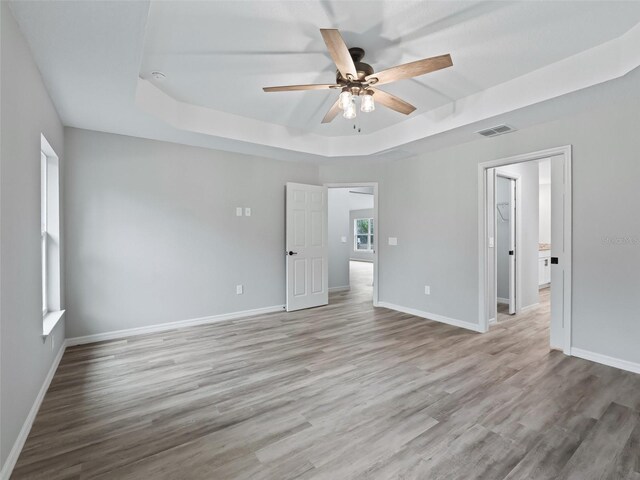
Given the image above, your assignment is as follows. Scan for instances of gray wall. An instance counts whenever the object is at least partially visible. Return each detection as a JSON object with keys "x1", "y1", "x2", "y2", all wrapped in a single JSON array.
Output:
[
  {"x1": 320, "y1": 92, "x2": 640, "y2": 365},
  {"x1": 350, "y1": 208, "x2": 375, "y2": 262},
  {"x1": 539, "y1": 184, "x2": 551, "y2": 244},
  {"x1": 0, "y1": 2, "x2": 66, "y2": 468},
  {"x1": 64, "y1": 128, "x2": 318, "y2": 338},
  {"x1": 497, "y1": 161, "x2": 540, "y2": 309},
  {"x1": 328, "y1": 189, "x2": 350, "y2": 289}
]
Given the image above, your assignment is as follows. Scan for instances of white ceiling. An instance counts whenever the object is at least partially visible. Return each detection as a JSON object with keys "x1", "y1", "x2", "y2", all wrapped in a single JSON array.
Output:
[
  {"x1": 141, "y1": 1, "x2": 640, "y2": 137},
  {"x1": 8, "y1": 0, "x2": 640, "y2": 161}
]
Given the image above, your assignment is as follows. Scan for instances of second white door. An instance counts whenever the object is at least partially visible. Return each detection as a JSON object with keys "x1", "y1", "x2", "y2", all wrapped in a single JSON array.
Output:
[{"x1": 285, "y1": 182, "x2": 328, "y2": 311}]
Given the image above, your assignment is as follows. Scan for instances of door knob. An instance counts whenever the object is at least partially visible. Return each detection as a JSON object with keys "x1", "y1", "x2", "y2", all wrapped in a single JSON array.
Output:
[{"x1": 288, "y1": 251, "x2": 298, "y2": 256}]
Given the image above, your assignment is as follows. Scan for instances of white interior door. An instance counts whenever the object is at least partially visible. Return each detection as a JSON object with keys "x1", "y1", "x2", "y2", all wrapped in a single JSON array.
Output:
[
  {"x1": 286, "y1": 182, "x2": 328, "y2": 311},
  {"x1": 508, "y1": 178, "x2": 517, "y2": 314},
  {"x1": 550, "y1": 155, "x2": 568, "y2": 350}
]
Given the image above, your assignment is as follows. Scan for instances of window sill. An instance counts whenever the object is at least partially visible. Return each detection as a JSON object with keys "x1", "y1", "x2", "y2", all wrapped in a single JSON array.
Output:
[{"x1": 42, "y1": 310, "x2": 65, "y2": 337}]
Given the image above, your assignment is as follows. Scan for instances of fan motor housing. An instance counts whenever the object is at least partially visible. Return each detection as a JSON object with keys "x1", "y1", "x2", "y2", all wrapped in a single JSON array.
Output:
[{"x1": 336, "y1": 47, "x2": 375, "y2": 84}]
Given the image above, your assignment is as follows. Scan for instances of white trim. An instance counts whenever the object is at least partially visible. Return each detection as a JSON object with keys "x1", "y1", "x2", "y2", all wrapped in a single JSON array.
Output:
[
  {"x1": 66, "y1": 305, "x2": 285, "y2": 346},
  {"x1": 329, "y1": 286, "x2": 350, "y2": 292},
  {"x1": 571, "y1": 348, "x2": 640, "y2": 375},
  {"x1": 0, "y1": 341, "x2": 67, "y2": 480},
  {"x1": 377, "y1": 302, "x2": 484, "y2": 333},
  {"x1": 324, "y1": 182, "x2": 379, "y2": 307},
  {"x1": 42, "y1": 309, "x2": 65, "y2": 337},
  {"x1": 478, "y1": 145, "x2": 572, "y2": 353},
  {"x1": 497, "y1": 297, "x2": 510, "y2": 305},
  {"x1": 520, "y1": 302, "x2": 540, "y2": 313}
]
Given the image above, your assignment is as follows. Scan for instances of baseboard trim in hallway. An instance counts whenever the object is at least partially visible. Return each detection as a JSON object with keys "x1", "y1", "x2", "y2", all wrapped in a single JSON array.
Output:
[
  {"x1": 0, "y1": 340, "x2": 68, "y2": 480},
  {"x1": 571, "y1": 347, "x2": 640, "y2": 375},
  {"x1": 328, "y1": 285, "x2": 350, "y2": 292},
  {"x1": 377, "y1": 301, "x2": 485, "y2": 333},
  {"x1": 66, "y1": 304, "x2": 286, "y2": 346}
]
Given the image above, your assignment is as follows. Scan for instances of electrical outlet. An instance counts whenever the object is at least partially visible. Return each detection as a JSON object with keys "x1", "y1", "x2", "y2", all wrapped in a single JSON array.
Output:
[
  {"x1": 236, "y1": 284, "x2": 243, "y2": 295},
  {"x1": 245, "y1": 207, "x2": 251, "y2": 217},
  {"x1": 236, "y1": 207, "x2": 243, "y2": 217},
  {"x1": 341, "y1": 236, "x2": 347, "y2": 243},
  {"x1": 424, "y1": 285, "x2": 431, "y2": 295}
]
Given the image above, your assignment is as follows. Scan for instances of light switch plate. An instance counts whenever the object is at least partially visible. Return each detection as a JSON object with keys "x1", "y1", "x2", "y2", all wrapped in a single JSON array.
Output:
[
  {"x1": 388, "y1": 237, "x2": 398, "y2": 246},
  {"x1": 424, "y1": 285, "x2": 431, "y2": 295},
  {"x1": 245, "y1": 207, "x2": 251, "y2": 217},
  {"x1": 236, "y1": 207, "x2": 243, "y2": 216},
  {"x1": 236, "y1": 284, "x2": 243, "y2": 295},
  {"x1": 341, "y1": 236, "x2": 347, "y2": 243}
]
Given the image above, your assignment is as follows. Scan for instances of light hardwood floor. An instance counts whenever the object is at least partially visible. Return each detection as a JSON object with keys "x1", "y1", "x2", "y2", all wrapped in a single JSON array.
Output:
[{"x1": 12, "y1": 262, "x2": 640, "y2": 479}]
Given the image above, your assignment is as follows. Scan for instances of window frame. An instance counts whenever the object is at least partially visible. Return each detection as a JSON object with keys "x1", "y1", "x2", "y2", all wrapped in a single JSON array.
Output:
[
  {"x1": 353, "y1": 217, "x2": 374, "y2": 252},
  {"x1": 40, "y1": 134, "x2": 65, "y2": 336},
  {"x1": 41, "y1": 150, "x2": 48, "y2": 317}
]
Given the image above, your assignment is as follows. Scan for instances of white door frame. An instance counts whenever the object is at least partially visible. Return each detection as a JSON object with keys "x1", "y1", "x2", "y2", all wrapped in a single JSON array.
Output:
[
  {"x1": 478, "y1": 145, "x2": 572, "y2": 354},
  {"x1": 324, "y1": 182, "x2": 379, "y2": 306},
  {"x1": 494, "y1": 171, "x2": 522, "y2": 316}
]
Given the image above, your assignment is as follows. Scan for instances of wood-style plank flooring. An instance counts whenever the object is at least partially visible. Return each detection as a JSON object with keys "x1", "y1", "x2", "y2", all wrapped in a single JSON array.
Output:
[{"x1": 13, "y1": 262, "x2": 640, "y2": 479}]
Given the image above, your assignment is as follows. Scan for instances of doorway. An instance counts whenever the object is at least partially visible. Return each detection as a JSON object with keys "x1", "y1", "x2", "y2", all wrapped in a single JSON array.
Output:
[
  {"x1": 325, "y1": 182, "x2": 379, "y2": 306},
  {"x1": 479, "y1": 146, "x2": 572, "y2": 353}
]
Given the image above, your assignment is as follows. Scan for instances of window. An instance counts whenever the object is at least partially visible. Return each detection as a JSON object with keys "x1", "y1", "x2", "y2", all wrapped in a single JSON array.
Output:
[
  {"x1": 41, "y1": 151, "x2": 48, "y2": 316},
  {"x1": 354, "y1": 218, "x2": 374, "y2": 252},
  {"x1": 41, "y1": 134, "x2": 64, "y2": 335}
]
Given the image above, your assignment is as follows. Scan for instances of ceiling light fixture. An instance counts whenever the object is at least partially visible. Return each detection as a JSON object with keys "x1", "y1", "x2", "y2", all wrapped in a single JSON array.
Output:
[
  {"x1": 361, "y1": 90, "x2": 375, "y2": 113},
  {"x1": 263, "y1": 28, "x2": 453, "y2": 124},
  {"x1": 343, "y1": 98, "x2": 357, "y2": 119},
  {"x1": 338, "y1": 88, "x2": 352, "y2": 110}
]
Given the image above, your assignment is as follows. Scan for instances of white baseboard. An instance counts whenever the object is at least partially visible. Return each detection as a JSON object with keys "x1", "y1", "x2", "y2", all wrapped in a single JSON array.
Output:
[
  {"x1": 329, "y1": 285, "x2": 350, "y2": 292},
  {"x1": 497, "y1": 297, "x2": 510, "y2": 305},
  {"x1": 571, "y1": 347, "x2": 640, "y2": 375},
  {"x1": 66, "y1": 305, "x2": 285, "y2": 347},
  {"x1": 1, "y1": 340, "x2": 68, "y2": 480},
  {"x1": 488, "y1": 317, "x2": 497, "y2": 325},
  {"x1": 519, "y1": 302, "x2": 539, "y2": 313},
  {"x1": 377, "y1": 302, "x2": 484, "y2": 333}
]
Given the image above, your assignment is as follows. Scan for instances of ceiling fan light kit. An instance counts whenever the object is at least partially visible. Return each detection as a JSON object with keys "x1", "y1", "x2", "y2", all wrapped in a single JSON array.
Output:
[
  {"x1": 343, "y1": 98, "x2": 357, "y2": 119},
  {"x1": 263, "y1": 28, "x2": 453, "y2": 124},
  {"x1": 361, "y1": 90, "x2": 375, "y2": 113}
]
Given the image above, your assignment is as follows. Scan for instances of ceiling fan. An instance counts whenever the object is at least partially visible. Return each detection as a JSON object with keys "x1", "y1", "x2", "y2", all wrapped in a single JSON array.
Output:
[{"x1": 263, "y1": 28, "x2": 453, "y2": 124}]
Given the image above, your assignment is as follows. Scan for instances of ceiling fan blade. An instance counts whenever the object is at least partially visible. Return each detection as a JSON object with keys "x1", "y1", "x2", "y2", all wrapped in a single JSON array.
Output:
[
  {"x1": 320, "y1": 29, "x2": 358, "y2": 80},
  {"x1": 263, "y1": 84, "x2": 337, "y2": 92},
  {"x1": 371, "y1": 88, "x2": 416, "y2": 115},
  {"x1": 321, "y1": 99, "x2": 341, "y2": 124},
  {"x1": 366, "y1": 54, "x2": 453, "y2": 86}
]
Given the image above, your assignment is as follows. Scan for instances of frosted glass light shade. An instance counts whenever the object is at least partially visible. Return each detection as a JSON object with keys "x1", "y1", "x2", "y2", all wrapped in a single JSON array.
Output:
[
  {"x1": 361, "y1": 93, "x2": 375, "y2": 113},
  {"x1": 343, "y1": 98, "x2": 357, "y2": 119},
  {"x1": 338, "y1": 91, "x2": 352, "y2": 110}
]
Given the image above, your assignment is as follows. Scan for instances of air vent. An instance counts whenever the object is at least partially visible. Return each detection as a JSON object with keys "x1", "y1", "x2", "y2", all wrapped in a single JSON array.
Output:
[{"x1": 476, "y1": 124, "x2": 517, "y2": 138}]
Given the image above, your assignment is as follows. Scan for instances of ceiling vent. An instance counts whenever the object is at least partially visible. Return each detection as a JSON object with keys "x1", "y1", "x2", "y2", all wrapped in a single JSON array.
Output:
[{"x1": 476, "y1": 124, "x2": 517, "y2": 138}]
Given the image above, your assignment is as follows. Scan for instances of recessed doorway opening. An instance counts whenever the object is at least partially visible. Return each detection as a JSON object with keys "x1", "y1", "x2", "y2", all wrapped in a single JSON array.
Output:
[
  {"x1": 479, "y1": 146, "x2": 572, "y2": 354},
  {"x1": 326, "y1": 182, "x2": 379, "y2": 306}
]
